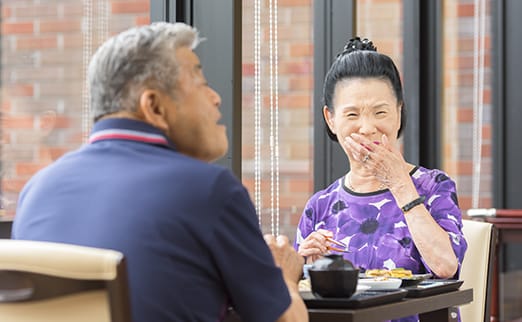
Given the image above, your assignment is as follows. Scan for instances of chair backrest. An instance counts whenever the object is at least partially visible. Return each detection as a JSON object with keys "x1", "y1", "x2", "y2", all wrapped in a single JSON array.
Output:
[
  {"x1": 0, "y1": 239, "x2": 132, "y2": 322},
  {"x1": 460, "y1": 219, "x2": 496, "y2": 322}
]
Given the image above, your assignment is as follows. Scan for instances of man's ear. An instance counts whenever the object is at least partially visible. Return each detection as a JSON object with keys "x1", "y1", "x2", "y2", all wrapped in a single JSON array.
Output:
[
  {"x1": 138, "y1": 90, "x2": 169, "y2": 131},
  {"x1": 323, "y1": 105, "x2": 336, "y2": 134}
]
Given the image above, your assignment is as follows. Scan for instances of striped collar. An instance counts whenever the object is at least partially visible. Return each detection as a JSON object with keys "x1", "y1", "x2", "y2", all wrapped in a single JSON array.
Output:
[{"x1": 89, "y1": 118, "x2": 172, "y2": 148}]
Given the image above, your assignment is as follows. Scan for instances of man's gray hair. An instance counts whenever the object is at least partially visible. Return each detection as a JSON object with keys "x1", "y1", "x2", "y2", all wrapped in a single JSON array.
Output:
[{"x1": 87, "y1": 22, "x2": 201, "y2": 121}]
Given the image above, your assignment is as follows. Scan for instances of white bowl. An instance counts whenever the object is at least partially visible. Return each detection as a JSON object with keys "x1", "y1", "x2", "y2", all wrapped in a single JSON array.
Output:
[
  {"x1": 358, "y1": 278, "x2": 402, "y2": 290},
  {"x1": 299, "y1": 279, "x2": 371, "y2": 294},
  {"x1": 355, "y1": 284, "x2": 371, "y2": 293}
]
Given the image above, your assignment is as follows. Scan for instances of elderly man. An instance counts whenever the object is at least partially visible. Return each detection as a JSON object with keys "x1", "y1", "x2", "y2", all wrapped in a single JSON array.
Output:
[{"x1": 13, "y1": 22, "x2": 307, "y2": 322}]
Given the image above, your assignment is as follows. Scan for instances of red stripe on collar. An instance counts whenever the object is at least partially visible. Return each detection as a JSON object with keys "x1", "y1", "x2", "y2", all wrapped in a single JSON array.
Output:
[{"x1": 89, "y1": 129, "x2": 169, "y2": 146}]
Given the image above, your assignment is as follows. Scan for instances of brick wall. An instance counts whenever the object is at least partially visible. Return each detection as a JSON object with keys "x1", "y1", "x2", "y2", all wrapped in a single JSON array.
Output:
[
  {"x1": 241, "y1": 0, "x2": 313, "y2": 238},
  {"x1": 241, "y1": 0, "x2": 493, "y2": 241},
  {"x1": 0, "y1": 0, "x2": 150, "y2": 217},
  {"x1": 1, "y1": 0, "x2": 493, "y2": 234},
  {"x1": 356, "y1": 1, "x2": 493, "y2": 212},
  {"x1": 443, "y1": 0, "x2": 492, "y2": 210}
]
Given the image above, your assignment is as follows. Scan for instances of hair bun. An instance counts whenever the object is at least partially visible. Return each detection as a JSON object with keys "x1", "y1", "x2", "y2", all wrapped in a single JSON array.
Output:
[{"x1": 338, "y1": 37, "x2": 377, "y2": 57}]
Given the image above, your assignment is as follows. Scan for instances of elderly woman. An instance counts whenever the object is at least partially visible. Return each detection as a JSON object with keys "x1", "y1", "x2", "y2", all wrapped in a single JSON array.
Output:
[{"x1": 295, "y1": 37, "x2": 467, "y2": 316}]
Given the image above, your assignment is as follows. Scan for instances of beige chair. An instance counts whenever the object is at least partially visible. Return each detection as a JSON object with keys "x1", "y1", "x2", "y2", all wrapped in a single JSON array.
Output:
[
  {"x1": 0, "y1": 239, "x2": 131, "y2": 322},
  {"x1": 460, "y1": 219, "x2": 497, "y2": 322}
]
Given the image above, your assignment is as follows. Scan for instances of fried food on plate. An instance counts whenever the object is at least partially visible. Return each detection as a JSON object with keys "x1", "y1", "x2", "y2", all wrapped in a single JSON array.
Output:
[{"x1": 365, "y1": 268, "x2": 413, "y2": 279}]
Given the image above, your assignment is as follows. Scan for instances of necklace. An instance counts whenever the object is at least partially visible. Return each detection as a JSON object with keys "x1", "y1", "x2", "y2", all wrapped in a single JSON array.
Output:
[{"x1": 347, "y1": 172, "x2": 386, "y2": 192}]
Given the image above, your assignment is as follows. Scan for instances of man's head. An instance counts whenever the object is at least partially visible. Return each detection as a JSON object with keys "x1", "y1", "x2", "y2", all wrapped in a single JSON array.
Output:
[{"x1": 87, "y1": 22, "x2": 227, "y2": 162}]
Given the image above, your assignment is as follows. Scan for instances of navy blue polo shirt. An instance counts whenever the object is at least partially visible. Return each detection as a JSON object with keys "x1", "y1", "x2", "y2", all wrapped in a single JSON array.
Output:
[{"x1": 13, "y1": 118, "x2": 291, "y2": 322}]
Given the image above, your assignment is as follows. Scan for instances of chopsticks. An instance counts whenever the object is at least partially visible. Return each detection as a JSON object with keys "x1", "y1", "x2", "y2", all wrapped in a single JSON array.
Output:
[
  {"x1": 326, "y1": 236, "x2": 346, "y2": 248},
  {"x1": 325, "y1": 236, "x2": 351, "y2": 253}
]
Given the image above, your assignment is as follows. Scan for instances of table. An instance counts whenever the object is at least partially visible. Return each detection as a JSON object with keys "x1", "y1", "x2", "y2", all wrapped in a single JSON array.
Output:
[
  {"x1": 224, "y1": 288, "x2": 473, "y2": 322},
  {"x1": 307, "y1": 288, "x2": 472, "y2": 322}
]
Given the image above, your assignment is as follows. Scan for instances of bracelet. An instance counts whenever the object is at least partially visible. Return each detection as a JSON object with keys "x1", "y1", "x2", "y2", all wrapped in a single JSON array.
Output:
[{"x1": 401, "y1": 195, "x2": 426, "y2": 213}]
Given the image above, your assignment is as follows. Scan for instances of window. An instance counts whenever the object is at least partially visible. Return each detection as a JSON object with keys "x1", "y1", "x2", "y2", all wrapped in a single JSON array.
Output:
[
  {"x1": 241, "y1": 0, "x2": 314, "y2": 237},
  {"x1": 441, "y1": 0, "x2": 492, "y2": 209},
  {"x1": 0, "y1": 0, "x2": 151, "y2": 219}
]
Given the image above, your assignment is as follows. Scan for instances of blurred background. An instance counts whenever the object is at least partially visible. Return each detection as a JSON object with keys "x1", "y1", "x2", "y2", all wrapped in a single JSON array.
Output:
[
  {"x1": 2, "y1": 1, "x2": 521, "y2": 320},
  {"x1": 0, "y1": 0, "x2": 494, "y2": 240}
]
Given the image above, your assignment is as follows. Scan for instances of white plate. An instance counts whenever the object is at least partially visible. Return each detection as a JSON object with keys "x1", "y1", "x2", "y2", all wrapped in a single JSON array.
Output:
[
  {"x1": 358, "y1": 278, "x2": 402, "y2": 290},
  {"x1": 298, "y1": 279, "x2": 371, "y2": 294},
  {"x1": 355, "y1": 284, "x2": 371, "y2": 293}
]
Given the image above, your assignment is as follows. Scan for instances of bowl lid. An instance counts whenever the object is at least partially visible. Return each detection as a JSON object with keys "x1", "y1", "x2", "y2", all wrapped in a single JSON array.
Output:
[{"x1": 311, "y1": 254, "x2": 356, "y2": 271}]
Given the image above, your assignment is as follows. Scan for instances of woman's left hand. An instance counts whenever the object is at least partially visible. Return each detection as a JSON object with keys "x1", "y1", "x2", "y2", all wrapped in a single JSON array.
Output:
[{"x1": 344, "y1": 133, "x2": 411, "y2": 192}]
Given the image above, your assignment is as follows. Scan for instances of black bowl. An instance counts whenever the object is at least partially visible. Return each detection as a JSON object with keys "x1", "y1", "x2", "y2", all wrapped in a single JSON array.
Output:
[
  {"x1": 308, "y1": 268, "x2": 360, "y2": 298},
  {"x1": 399, "y1": 273, "x2": 433, "y2": 287}
]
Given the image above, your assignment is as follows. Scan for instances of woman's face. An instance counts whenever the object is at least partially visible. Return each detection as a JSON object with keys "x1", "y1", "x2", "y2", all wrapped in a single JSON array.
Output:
[{"x1": 324, "y1": 77, "x2": 402, "y2": 156}]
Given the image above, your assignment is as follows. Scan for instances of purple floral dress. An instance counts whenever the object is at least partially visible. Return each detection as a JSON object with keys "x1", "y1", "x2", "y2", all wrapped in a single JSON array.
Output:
[{"x1": 295, "y1": 166, "x2": 467, "y2": 322}]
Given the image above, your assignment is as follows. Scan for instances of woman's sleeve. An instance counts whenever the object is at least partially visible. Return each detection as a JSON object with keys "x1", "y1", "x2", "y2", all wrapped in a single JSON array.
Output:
[
  {"x1": 424, "y1": 171, "x2": 468, "y2": 277},
  {"x1": 294, "y1": 198, "x2": 317, "y2": 251}
]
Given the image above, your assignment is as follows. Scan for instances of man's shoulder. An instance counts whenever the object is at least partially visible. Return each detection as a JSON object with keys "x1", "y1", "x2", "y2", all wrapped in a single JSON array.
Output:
[{"x1": 173, "y1": 155, "x2": 236, "y2": 181}]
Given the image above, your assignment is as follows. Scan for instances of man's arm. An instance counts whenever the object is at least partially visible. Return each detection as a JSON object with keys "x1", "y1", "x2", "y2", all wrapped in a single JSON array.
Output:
[{"x1": 264, "y1": 235, "x2": 309, "y2": 322}]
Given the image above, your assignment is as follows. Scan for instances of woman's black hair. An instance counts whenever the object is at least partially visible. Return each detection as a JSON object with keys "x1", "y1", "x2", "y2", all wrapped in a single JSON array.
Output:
[{"x1": 322, "y1": 37, "x2": 406, "y2": 141}]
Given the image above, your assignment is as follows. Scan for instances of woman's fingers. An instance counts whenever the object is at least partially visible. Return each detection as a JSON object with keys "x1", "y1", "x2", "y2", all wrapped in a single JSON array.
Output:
[
  {"x1": 316, "y1": 229, "x2": 333, "y2": 238},
  {"x1": 344, "y1": 135, "x2": 376, "y2": 164},
  {"x1": 381, "y1": 133, "x2": 389, "y2": 148},
  {"x1": 298, "y1": 246, "x2": 323, "y2": 257},
  {"x1": 346, "y1": 141, "x2": 369, "y2": 163},
  {"x1": 298, "y1": 230, "x2": 331, "y2": 256}
]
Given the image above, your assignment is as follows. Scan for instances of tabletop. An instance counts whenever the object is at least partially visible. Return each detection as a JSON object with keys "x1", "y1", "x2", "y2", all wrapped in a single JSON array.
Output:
[
  {"x1": 307, "y1": 288, "x2": 473, "y2": 322},
  {"x1": 223, "y1": 288, "x2": 473, "y2": 322}
]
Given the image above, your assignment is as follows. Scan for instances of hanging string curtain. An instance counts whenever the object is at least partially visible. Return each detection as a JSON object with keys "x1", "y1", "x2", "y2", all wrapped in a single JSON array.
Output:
[
  {"x1": 82, "y1": 0, "x2": 109, "y2": 142},
  {"x1": 254, "y1": 0, "x2": 280, "y2": 236},
  {"x1": 471, "y1": 0, "x2": 486, "y2": 209}
]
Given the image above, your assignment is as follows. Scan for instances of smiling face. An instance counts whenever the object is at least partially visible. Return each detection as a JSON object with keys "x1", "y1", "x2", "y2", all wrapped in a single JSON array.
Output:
[
  {"x1": 163, "y1": 47, "x2": 227, "y2": 162},
  {"x1": 323, "y1": 77, "x2": 402, "y2": 156}
]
